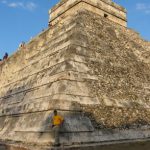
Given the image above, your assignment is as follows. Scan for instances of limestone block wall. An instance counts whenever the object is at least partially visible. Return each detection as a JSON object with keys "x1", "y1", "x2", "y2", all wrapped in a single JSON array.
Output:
[
  {"x1": 70, "y1": 10, "x2": 150, "y2": 128},
  {"x1": 0, "y1": 13, "x2": 97, "y2": 144},
  {"x1": 76, "y1": 11, "x2": 150, "y2": 108},
  {"x1": 0, "y1": 3, "x2": 150, "y2": 146}
]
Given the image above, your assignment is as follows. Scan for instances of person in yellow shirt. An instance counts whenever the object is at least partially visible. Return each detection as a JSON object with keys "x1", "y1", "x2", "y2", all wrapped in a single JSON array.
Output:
[{"x1": 52, "y1": 110, "x2": 64, "y2": 146}]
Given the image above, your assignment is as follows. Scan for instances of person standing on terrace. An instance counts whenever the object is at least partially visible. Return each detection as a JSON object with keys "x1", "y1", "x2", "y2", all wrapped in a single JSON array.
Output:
[{"x1": 51, "y1": 110, "x2": 64, "y2": 147}]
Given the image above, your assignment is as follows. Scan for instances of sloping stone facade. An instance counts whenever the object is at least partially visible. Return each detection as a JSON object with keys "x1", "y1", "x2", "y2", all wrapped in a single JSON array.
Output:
[{"x1": 0, "y1": 0, "x2": 150, "y2": 149}]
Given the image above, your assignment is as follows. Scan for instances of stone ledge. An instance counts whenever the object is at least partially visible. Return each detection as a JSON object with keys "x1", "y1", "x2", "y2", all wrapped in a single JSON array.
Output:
[
  {"x1": 51, "y1": 0, "x2": 126, "y2": 13},
  {"x1": 1, "y1": 129, "x2": 150, "y2": 149}
]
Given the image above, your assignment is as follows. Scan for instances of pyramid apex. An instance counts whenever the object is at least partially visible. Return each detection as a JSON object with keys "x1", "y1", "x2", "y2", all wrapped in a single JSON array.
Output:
[{"x1": 49, "y1": 0, "x2": 127, "y2": 27}]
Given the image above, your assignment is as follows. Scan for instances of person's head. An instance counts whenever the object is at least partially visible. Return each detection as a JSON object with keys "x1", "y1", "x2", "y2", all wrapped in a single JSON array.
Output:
[
  {"x1": 54, "y1": 110, "x2": 57, "y2": 116},
  {"x1": 0, "y1": 59, "x2": 2, "y2": 61},
  {"x1": 5, "y1": 52, "x2": 8, "y2": 56}
]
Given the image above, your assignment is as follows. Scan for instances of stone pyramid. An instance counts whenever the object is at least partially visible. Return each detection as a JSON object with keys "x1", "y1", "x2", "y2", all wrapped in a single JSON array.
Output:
[{"x1": 0, "y1": 0, "x2": 150, "y2": 149}]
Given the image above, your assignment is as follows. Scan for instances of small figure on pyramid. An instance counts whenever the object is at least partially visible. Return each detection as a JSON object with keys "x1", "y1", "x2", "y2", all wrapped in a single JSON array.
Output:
[
  {"x1": 3, "y1": 52, "x2": 8, "y2": 60},
  {"x1": 0, "y1": 59, "x2": 2, "y2": 65},
  {"x1": 19, "y1": 41, "x2": 26, "y2": 49}
]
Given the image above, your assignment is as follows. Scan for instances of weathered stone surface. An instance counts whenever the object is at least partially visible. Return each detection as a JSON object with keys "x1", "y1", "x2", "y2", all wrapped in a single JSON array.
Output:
[
  {"x1": 0, "y1": 0, "x2": 150, "y2": 149},
  {"x1": 81, "y1": 104, "x2": 150, "y2": 129},
  {"x1": 50, "y1": 0, "x2": 127, "y2": 26}
]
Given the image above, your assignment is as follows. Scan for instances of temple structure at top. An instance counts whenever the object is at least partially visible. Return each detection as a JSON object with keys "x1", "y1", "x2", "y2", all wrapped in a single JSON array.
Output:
[{"x1": 49, "y1": 0, "x2": 127, "y2": 27}]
